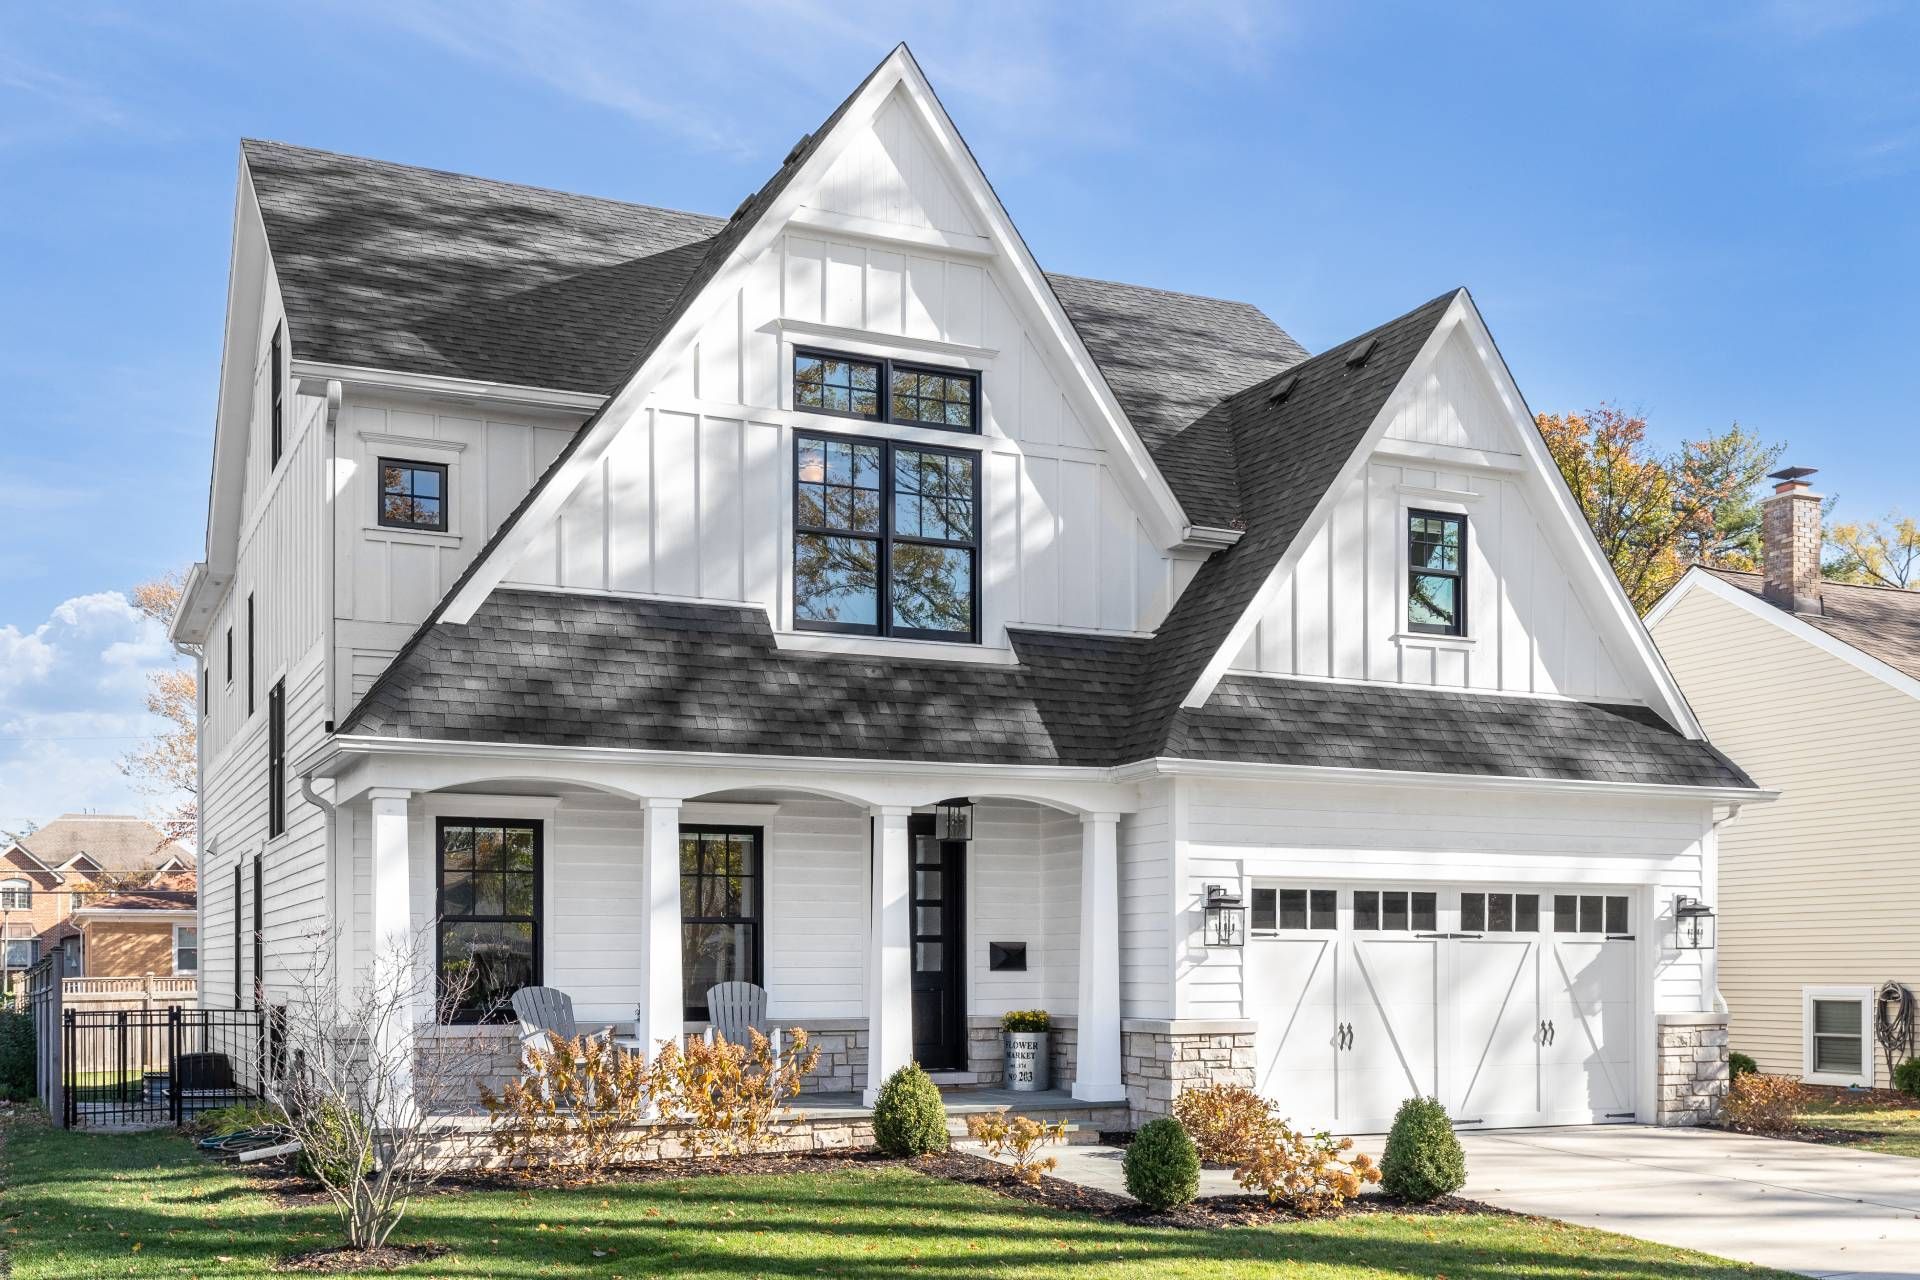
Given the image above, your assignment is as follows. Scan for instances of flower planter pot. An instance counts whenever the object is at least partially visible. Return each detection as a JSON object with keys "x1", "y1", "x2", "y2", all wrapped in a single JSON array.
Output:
[{"x1": 1003, "y1": 1030, "x2": 1050, "y2": 1092}]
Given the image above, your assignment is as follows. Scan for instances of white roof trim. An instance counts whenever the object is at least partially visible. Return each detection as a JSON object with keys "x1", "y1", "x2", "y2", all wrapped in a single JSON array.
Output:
[
  {"x1": 1647, "y1": 567, "x2": 1920, "y2": 705},
  {"x1": 1113, "y1": 756, "x2": 1773, "y2": 804},
  {"x1": 72, "y1": 907, "x2": 197, "y2": 924},
  {"x1": 291, "y1": 360, "x2": 607, "y2": 414}
]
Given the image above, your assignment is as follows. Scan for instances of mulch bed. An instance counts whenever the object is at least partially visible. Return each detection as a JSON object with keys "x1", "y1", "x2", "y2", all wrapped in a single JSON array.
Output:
[
  {"x1": 240, "y1": 1144, "x2": 1498, "y2": 1230},
  {"x1": 276, "y1": 1243, "x2": 449, "y2": 1272}
]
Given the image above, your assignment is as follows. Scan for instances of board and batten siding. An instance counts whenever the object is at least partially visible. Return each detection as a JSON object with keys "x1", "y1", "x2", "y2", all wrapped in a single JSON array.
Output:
[
  {"x1": 1176, "y1": 776, "x2": 1717, "y2": 1020},
  {"x1": 1230, "y1": 327, "x2": 1636, "y2": 701},
  {"x1": 1652, "y1": 584, "x2": 1920, "y2": 1086}
]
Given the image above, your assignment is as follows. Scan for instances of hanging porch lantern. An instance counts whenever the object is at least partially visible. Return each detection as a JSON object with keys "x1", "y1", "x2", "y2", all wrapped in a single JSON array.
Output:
[
  {"x1": 933, "y1": 798, "x2": 974, "y2": 842},
  {"x1": 1203, "y1": 884, "x2": 1246, "y2": 948},
  {"x1": 1674, "y1": 896, "x2": 1716, "y2": 950}
]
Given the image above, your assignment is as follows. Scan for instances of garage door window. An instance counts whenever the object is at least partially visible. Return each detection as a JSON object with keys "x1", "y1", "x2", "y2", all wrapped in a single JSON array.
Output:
[
  {"x1": 1252, "y1": 887, "x2": 1336, "y2": 932},
  {"x1": 1553, "y1": 894, "x2": 1629, "y2": 934},
  {"x1": 1461, "y1": 892, "x2": 1539, "y2": 933},
  {"x1": 1352, "y1": 889, "x2": 1436, "y2": 932}
]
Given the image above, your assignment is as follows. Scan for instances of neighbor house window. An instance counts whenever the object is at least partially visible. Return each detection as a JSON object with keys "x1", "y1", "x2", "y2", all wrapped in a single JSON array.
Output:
[
  {"x1": 266, "y1": 679, "x2": 286, "y2": 838},
  {"x1": 2, "y1": 931, "x2": 37, "y2": 969},
  {"x1": 793, "y1": 433, "x2": 978, "y2": 640},
  {"x1": 437, "y1": 819, "x2": 540, "y2": 1023},
  {"x1": 1804, "y1": 988, "x2": 1871, "y2": 1085},
  {"x1": 69, "y1": 890, "x2": 83, "y2": 911},
  {"x1": 1408, "y1": 510, "x2": 1466, "y2": 635},
  {"x1": 680, "y1": 825, "x2": 762, "y2": 1021},
  {"x1": 377, "y1": 458, "x2": 449, "y2": 531},
  {"x1": 793, "y1": 350, "x2": 978, "y2": 433},
  {"x1": 1352, "y1": 889, "x2": 1438, "y2": 932},
  {"x1": 1461, "y1": 892, "x2": 1540, "y2": 933},
  {"x1": 174, "y1": 925, "x2": 198, "y2": 974},
  {"x1": 269, "y1": 325, "x2": 284, "y2": 467},
  {"x1": 0, "y1": 879, "x2": 29, "y2": 910},
  {"x1": 1251, "y1": 887, "x2": 1336, "y2": 932}
]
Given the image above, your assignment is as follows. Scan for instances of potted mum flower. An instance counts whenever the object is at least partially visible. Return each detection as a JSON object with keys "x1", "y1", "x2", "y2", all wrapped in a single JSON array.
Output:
[{"x1": 1002, "y1": 1010, "x2": 1052, "y2": 1092}]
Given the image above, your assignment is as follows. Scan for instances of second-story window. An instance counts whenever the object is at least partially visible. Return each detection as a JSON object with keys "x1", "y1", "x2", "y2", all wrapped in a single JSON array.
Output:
[
  {"x1": 0, "y1": 879, "x2": 29, "y2": 910},
  {"x1": 794, "y1": 433, "x2": 978, "y2": 641},
  {"x1": 793, "y1": 349, "x2": 978, "y2": 433},
  {"x1": 269, "y1": 325, "x2": 284, "y2": 468},
  {"x1": 266, "y1": 679, "x2": 286, "y2": 839},
  {"x1": 378, "y1": 459, "x2": 449, "y2": 531},
  {"x1": 1407, "y1": 510, "x2": 1467, "y2": 636}
]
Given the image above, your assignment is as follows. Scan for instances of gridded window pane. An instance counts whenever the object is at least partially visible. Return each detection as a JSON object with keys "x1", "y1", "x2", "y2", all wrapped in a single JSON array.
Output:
[
  {"x1": 794, "y1": 353, "x2": 882, "y2": 417},
  {"x1": 1310, "y1": 889, "x2": 1337, "y2": 930},
  {"x1": 1382, "y1": 891, "x2": 1409, "y2": 931},
  {"x1": 681, "y1": 828, "x2": 761, "y2": 1018},
  {"x1": 1462, "y1": 893, "x2": 1486, "y2": 932},
  {"x1": 889, "y1": 366, "x2": 977, "y2": 431},
  {"x1": 1251, "y1": 888, "x2": 1277, "y2": 932},
  {"x1": 1812, "y1": 1000, "x2": 1864, "y2": 1074},
  {"x1": 1604, "y1": 896, "x2": 1629, "y2": 935},
  {"x1": 1278, "y1": 889, "x2": 1308, "y2": 931},
  {"x1": 1580, "y1": 895, "x2": 1603, "y2": 933},
  {"x1": 892, "y1": 450, "x2": 976, "y2": 541},
  {"x1": 1517, "y1": 894, "x2": 1540, "y2": 932},
  {"x1": 796, "y1": 438, "x2": 882, "y2": 532},
  {"x1": 1554, "y1": 895, "x2": 1578, "y2": 932},
  {"x1": 1353, "y1": 891, "x2": 1380, "y2": 931},
  {"x1": 1409, "y1": 514, "x2": 1461, "y2": 571},
  {"x1": 1407, "y1": 511, "x2": 1466, "y2": 635},
  {"x1": 1411, "y1": 892, "x2": 1437, "y2": 932},
  {"x1": 378, "y1": 459, "x2": 450, "y2": 531}
]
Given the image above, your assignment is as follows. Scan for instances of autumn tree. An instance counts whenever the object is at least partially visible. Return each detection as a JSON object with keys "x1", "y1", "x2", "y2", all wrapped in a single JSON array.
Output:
[
  {"x1": 120, "y1": 569, "x2": 198, "y2": 846},
  {"x1": 1826, "y1": 512, "x2": 1920, "y2": 589},
  {"x1": 1537, "y1": 407, "x2": 1782, "y2": 612}
]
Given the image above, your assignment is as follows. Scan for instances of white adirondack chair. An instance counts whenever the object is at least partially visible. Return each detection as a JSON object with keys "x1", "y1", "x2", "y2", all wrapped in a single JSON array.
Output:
[{"x1": 705, "y1": 981, "x2": 781, "y2": 1057}]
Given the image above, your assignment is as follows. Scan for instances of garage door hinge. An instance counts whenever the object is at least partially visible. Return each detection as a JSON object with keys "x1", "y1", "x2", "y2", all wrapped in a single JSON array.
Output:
[
  {"x1": 1605, "y1": 1112, "x2": 1636, "y2": 1119},
  {"x1": 1452, "y1": 1118, "x2": 1484, "y2": 1125}
]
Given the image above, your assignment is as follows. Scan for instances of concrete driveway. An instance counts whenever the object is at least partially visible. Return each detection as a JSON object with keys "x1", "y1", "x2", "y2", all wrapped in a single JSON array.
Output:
[{"x1": 1441, "y1": 1126, "x2": 1920, "y2": 1280}]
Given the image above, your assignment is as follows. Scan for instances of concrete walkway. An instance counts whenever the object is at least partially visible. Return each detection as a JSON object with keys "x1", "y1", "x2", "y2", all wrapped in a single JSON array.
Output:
[{"x1": 969, "y1": 1125, "x2": 1920, "y2": 1279}]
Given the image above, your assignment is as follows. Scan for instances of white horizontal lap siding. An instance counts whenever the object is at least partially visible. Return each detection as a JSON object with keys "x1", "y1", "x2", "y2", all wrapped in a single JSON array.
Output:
[
  {"x1": 1183, "y1": 851, "x2": 1245, "y2": 1020},
  {"x1": 486, "y1": 213, "x2": 1180, "y2": 637},
  {"x1": 1184, "y1": 778, "x2": 1714, "y2": 1016},
  {"x1": 1118, "y1": 784, "x2": 1174, "y2": 1019},
  {"x1": 968, "y1": 800, "x2": 1077, "y2": 1017},
  {"x1": 763, "y1": 799, "x2": 868, "y2": 1021},
  {"x1": 1040, "y1": 808, "x2": 1081, "y2": 1016},
  {"x1": 1653, "y1": 587, "x2": 1920, "y2": 1085}
]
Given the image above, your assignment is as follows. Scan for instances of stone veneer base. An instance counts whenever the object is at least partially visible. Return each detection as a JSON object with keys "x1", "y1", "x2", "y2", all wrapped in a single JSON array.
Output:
[
  {"x1": 1655, "y1": 1011, "x2": 1728, "y2": 1127},
  {"x1": 1120, "y1": 1018, "x2": 1257, "y2": 1118}
]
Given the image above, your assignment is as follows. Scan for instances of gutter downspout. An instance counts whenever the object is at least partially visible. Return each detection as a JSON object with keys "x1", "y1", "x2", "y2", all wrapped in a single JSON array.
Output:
[
  {"x1": 312, "y1": 379, "x2": 346, "y2": 1005},
  {"x1": 1706, "y1": 800, "x2": 1746, "y2": 1017}
]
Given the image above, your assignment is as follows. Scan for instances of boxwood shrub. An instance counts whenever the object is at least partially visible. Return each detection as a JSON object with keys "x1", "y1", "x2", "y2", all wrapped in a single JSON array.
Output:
[
  {"x1": 871, "y1": 1063, "x2": 948, "y2": 1156},
  {"x1": 1380, "y1": 1096, "x2": 1466, "y2": 1203},
  {"x1": 1123, "y1": 1117, "x2": 1200, "y2": 1210}
]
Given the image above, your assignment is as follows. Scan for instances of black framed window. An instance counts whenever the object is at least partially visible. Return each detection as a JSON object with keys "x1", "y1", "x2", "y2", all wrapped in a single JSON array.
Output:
[
  {"x1": 269, "y1": 325, "x2": 284, "y2": 468},
  {"x1": 252, "y1": 855, "x2": 264, "y2": 1005},
  {"x1": 1553, "y1": 894, "x2": 1631, "y2": 935},
  {"x1": 794, "y1": 348, "x2": 978, "y2": 434},
  {"x1": 266, "y1": 680, "x2": 286, "y2": 838},
  {"x1": 1461, "y1": 892, "x2": 1540, "y2": 933},
  {"x1": 1352, "y1": 889, "x2": 1438, "y2": 932},
  {"x1": 246, "y1": 594, "x2": 256, "y2": 716},
  {"x1": 437, "y1": 819, "x2": 541, "y2": 1023},
  {"x1": 377, "y1": 458, "x2": 449, "y2": 531},
  {"x1": 225, "y1": 626, "x2": 234, "y2": 686},
  {"x1": 680, "y1": 825, "x2": 762, "y2": 1020},
  {"x1": 231, "y1": 862, "x2": 242, "y2": 1010},
  {"x1": 1251, "y1": 887, "x2": 1336, "y2": 932},
  {"x1": 794, "y1": 432, "x2": 978, "y2": 640},
  {"x1": 1408, "y1": 510, "x2": 1466, "y2": 635}
]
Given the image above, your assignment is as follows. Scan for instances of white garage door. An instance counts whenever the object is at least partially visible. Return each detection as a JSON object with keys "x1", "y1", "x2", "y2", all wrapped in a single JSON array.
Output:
[{"x1": 1249, "y1": 884, "x2": 1637, "y2": 1134}]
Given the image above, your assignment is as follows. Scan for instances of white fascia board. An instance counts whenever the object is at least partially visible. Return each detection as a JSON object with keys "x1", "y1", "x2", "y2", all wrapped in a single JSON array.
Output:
[
  {"x1": 1113, "y1": 756, "x2": 1776, "y2": 806},
  {"x1": 1449, "y1": 295, "x2": 1705, "y2": 739},
  {"x1": 73, "y1": 908, "x2": 197, "y2": 925},
  {"x1": 1179, "y1": 291, "x2": 1467, "y2": 709},
  {"x1": 886, "y1": 56, "x2": 1192, "y2": 550},
  {"x1": 201, "y1": 161, "x2": 272, "y2": 588},
  {"x1": 1650, "y1": 567, "x2": 1920, "y2": 705},
  {"x1": 294, "y1": 361, "x2": 606, "y2": 415},
  {"x1": 1, "y1": 842, "x2": 63, "y2": 881}
]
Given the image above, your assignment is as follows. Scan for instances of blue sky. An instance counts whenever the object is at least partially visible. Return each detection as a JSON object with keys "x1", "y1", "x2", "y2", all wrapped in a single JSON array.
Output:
[{"x1": 0, "y1": 1, "x2": 1916, "y2": 830}]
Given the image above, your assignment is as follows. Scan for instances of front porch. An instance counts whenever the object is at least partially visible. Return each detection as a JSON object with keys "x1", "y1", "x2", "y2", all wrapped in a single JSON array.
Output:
[{"x1": 326, "y1": 767, "x2": 1136, "y2": 1111}]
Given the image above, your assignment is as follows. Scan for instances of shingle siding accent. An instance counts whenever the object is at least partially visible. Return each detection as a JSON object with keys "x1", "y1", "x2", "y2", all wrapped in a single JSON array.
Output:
[{"x1": 342, "y1": 591, "x2": 1752, "y2": 790}]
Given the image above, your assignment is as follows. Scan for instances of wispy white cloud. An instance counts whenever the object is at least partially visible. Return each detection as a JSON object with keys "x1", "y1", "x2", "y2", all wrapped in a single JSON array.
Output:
[
  {"x1": 0, "y1": 45, "x2": 131, "y2": 149},
  {"x1": 0, "y1": 591, "x2": 184, "y2": 832}
]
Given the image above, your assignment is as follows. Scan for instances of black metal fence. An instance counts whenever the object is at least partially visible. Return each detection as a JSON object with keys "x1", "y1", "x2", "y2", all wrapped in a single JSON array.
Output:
[{"x1": 62, "y1": 1005, "x2": 269, "y2": 1128}]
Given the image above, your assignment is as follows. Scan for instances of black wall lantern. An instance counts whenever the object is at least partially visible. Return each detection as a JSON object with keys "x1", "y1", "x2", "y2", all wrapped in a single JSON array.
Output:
[
  {"x1": 934, "y1": 798, "x2": 973, "y2": 843},
  {"x1": 1675, "y1": 895, "x2": 1716, "y2": 950},
  {"x1": 1203, "y1": 884, "x2": 1246, "y2": 948}
]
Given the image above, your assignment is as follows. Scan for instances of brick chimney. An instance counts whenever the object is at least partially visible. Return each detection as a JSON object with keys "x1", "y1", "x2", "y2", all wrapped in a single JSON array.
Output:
[{"x1": 1761, "y1": 466, "x2": 1822, "y2": 615}]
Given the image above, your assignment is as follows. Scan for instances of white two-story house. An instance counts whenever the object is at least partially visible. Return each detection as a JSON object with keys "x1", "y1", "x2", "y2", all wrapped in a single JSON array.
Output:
[{"x1": 171, "y1": 45, "x2": 1761, "y2": 1131}]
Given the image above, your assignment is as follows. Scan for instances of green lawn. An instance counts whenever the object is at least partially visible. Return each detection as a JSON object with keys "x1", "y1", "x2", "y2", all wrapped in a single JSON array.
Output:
[
  {"x1": 1798, "y1": 1094, "x2": 1920, "y2": 1158},
  {"x1": 0, "y1": 1119, "x2": 1795, "y2": 1279}
]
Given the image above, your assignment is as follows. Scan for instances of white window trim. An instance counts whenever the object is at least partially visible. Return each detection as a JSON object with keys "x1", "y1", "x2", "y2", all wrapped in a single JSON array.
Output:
[
  {"x1": 1803, "y1": 985, "x2": 1874, "y2": 1087},
  {"x1": 173, "y1": 922, "x2": 199, "y2": 975},
  {"x1": 0, "y1": 877, "x2": 29, "y2": 910},
  {"x1": 1398, "y1": 498, "x2": 1472, "y2": 644}
]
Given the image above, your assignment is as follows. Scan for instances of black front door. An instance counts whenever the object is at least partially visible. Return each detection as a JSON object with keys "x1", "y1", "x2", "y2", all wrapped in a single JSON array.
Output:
[{"x1": 908, "y1": 816, "x2": 966, "y2": 1070}]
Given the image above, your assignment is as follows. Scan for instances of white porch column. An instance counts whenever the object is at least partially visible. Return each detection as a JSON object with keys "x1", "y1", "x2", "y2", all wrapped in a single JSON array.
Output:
[
  {"x1": 1072, "y1": 811, "x2": 1125, "y2": 1102},
  {"x1": 367, "y1": 788, "x2": 416, "y2": 1104},
  {"x1": 637, "y1": 798, "x2": 684, "y2": 1061},
  {"x1": 865, "y1": 805, "x2": 913, "y2": 1104}
]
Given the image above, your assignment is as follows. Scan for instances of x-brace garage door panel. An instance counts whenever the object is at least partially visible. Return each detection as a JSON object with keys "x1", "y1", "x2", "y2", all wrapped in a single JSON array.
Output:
[
  {"x1": 1342, "y1": 936, "x2": 1442, "y2": 1132},
  {"x1": 1252, "y1": 934, "x2": 1340, "y2": 1128},
  {"x1": 1449, "y1": 936, "x2": 1544, "y2": 1128},
  {"x1": 1543, "y1": 937, "x2": 1635, "y2": 1121}
]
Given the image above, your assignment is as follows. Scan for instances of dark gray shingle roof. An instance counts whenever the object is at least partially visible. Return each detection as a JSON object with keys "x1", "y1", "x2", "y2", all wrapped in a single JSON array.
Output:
[
  {"x1": 1704, "y1": 568, "x2": 1920, "y2": 684},
  {"x1": 342, "y1": 590, "x2": 1752, "y2": 789}
]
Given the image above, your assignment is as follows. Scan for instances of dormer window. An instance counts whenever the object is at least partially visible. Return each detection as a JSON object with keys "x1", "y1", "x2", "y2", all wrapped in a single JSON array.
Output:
[
  {"x1": 793, "y1": 432, "x2": 977, "y2": 641},
  {"x1": 378, "y1": 459, "x2": 449, "y2": 531},
  {"x1": 794, "y1": 349, "x2": 978, "y2": 434},
  {"x1": 1408, "y1": 510, "x2": 1466, "y2": 636}
]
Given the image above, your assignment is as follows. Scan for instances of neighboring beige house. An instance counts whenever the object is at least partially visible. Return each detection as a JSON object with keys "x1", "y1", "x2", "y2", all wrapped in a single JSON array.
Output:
[
  {"x1": 67, "y1": 888, "x2": 199, "y2": 979},
  {"x1": 1648, "y1": 468, "x2": 1920, "y2": 1088}
]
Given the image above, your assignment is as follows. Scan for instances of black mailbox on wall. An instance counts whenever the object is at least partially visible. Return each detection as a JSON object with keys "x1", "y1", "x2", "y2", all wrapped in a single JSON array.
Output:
[{"x1": 988, "y1": 941, "x2": 1027, "y2": 972}]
